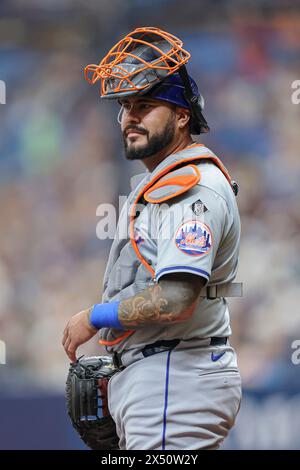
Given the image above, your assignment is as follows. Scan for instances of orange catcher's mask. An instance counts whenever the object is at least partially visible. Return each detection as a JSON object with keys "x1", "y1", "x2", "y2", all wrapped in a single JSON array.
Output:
[
  {"x1": 84, "y1": 27, "x2": 191, "y2": 98},
  {"x1": 84, "y1": 27, "x2": 209, "y2": 134}
]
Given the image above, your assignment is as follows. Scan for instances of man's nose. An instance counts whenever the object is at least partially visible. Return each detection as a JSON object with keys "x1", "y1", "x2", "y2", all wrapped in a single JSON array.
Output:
[{"x1": 123, "y1": 105, "x2": 141, "y2": 124}]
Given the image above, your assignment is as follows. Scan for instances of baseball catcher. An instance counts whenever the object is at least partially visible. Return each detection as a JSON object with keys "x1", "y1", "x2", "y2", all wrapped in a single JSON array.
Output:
[{"x1": 63, "y1": 26, "x2": 243, "y2": 450}]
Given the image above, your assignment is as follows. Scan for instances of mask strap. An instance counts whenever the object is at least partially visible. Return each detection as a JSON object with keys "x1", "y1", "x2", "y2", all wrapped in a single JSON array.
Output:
[{"x1": 117, "y1": 106, "x2": 123, "y2": 124}]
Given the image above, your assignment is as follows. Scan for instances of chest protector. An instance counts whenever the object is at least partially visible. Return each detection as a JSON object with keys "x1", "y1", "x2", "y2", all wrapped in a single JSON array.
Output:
[{"x1": 99, "y1": 144, "x2": 239, "y2": 347}]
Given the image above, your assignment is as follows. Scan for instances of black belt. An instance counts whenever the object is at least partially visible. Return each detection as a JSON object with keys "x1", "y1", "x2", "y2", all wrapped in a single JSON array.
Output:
[
  {"x1": 141, "y1": 339, "x2": 180, "y2": 358},
  {"x1": 210, "y1": 337, "x2": 228, "y2": 346},
  {"x1": 113, "y1": 337, "x2": 227, "y2": 369}
]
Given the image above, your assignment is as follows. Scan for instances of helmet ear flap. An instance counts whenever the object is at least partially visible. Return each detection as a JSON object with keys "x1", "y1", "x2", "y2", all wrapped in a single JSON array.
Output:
[
  {"x1": 179, "y1": 66, "x2": 209, "y2": 134},
  {"x1": 188, "y1": 94, "x2": 209, "y2": 134},
  {"x1": 198, "y1": 94, "x2": 205, "y2": 110}
]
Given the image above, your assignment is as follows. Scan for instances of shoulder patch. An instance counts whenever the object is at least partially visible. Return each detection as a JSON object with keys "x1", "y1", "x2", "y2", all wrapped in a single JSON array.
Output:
[
  {"x1": 175, "y1": 220, "x2": 212, "y2": 256},
  {"x1": 144, "y1": 164, "x2": 200, "y2": 204}
]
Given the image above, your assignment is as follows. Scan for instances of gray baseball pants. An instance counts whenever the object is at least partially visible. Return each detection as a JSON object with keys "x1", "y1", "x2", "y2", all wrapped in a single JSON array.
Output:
[{"x1": 108, "y1": 340, "x2": 242, "y2": 450}]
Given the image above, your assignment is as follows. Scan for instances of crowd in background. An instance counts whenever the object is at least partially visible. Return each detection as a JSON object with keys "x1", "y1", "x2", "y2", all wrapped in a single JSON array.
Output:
[{"x1": 0, "y1": 0, "x2": 300, "y2": 393}]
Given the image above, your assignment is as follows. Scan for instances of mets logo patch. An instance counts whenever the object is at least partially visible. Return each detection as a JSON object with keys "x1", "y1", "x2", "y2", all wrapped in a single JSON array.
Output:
[{"x1": 175, "y1": 220, "x2": 212, "y2": 256}]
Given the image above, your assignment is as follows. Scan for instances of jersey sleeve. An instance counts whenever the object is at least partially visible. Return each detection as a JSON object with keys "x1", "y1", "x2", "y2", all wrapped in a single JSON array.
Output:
[{"x1": 154, "y1": 185, "x2": 231, "y2": 284}]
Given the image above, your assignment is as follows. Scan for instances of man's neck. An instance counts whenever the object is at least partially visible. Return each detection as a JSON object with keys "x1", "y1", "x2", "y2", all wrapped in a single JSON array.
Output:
[{"x1": 142, "y1": 135, "x2": 194, "y2": 172}]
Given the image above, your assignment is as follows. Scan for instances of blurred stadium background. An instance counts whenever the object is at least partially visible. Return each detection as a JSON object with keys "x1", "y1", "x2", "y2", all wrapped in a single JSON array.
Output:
[{"x1": 1, "y1": 0, "x2": 300, "y2": 449}]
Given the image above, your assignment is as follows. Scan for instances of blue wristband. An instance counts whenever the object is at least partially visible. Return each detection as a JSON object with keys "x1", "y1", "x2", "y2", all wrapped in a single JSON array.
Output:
[{"x1": 89, "y1": 301, "x2": 123, "y2": 330}]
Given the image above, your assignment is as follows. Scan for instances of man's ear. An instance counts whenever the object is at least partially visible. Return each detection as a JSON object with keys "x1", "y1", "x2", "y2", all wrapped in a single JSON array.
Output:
[{"x1": 176, "y1": 107, "x2": 191, "y2": 130}]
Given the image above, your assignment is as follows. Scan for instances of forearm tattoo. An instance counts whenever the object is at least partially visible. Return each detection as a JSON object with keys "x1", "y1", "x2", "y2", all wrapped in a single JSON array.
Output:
[{"x1": 118, "y1": 274, "x2": 204, "y2": 328}]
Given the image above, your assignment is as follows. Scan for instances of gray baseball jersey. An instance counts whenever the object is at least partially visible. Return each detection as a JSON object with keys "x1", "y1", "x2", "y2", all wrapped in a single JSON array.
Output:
[{"x1": 101, "y1": 143, "x2": 241, "y2": 353}]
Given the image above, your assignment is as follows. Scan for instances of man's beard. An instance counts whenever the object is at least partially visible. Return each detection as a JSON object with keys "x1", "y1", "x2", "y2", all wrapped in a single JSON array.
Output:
[{"x1": 123, "y1": 114, "x2": 175, "y2": 161}]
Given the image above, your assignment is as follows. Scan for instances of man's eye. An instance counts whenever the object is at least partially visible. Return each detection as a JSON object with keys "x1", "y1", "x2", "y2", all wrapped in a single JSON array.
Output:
[
  {"x1": 140, "y1": 103, "x2": 152, "y2": 109},
  {"x1": 123, "y1": 104, "x2": 131, "y2": 111}
]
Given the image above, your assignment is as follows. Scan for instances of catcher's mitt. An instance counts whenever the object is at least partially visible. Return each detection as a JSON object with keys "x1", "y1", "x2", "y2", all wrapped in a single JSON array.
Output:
[{"x1": 65, "y1": 355, "x2": 119, "y2": 450}]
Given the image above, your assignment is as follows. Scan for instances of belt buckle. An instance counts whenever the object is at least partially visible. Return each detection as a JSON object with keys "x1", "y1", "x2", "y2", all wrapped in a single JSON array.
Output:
[
  {"x1": 207, "y1": 285, "x2": 217, "y2": 300},
  {"x1": 210, "y1": 337, "x2": 228, "y2": 346},
  {"x1": 142, "y1": 339, "x2": 180, "y2": 358}
]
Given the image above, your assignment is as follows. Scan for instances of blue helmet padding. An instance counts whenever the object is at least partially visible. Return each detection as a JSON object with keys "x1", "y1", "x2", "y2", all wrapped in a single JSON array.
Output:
[{"x1": 146, "y1": 73, "x2": 201, "y2": 109}]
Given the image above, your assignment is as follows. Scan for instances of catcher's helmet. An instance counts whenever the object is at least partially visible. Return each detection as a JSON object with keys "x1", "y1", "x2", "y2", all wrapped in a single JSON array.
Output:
[{"x1": 85, "y1": 27, "x2": 209, "y2": 134}]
